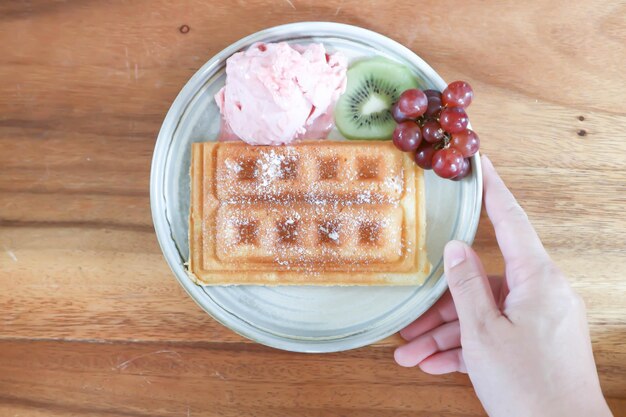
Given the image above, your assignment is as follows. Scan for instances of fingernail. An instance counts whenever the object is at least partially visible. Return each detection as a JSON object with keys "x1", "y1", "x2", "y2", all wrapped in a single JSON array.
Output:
[
  {"x1": 394, "y1": 346, "x2": 416, "y2": 368},
  {"x1": 444, "y1": 240, "x2": 466, "y2": 269}
]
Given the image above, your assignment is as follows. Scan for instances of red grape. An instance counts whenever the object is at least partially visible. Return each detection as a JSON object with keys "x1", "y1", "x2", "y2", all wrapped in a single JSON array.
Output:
[
  {"x1": 432, "y1": 147, "x2": 464, "y2": 179},
  {"x1": 439, "y1": 107, "x2": 469, "y2": 133},
  {"x1": 422, "y1": 120, "x2": 445, "y2": 144},
  {"x1": 450, "y1": 129, "x2": 480, "y2": 157},
  {"x1": 396, "y1": 89, "x2": 428, "y2": 119},
  {"x1": 424, "y1": 95, "x2": 443, "y2": 119},
  {"x1": 424, "y1": 89, "x2": 442, "y2": 99},
  {"x1": 442, "y1": 81, "x2": 474, "y2": 108},
  {"x1": 451, "y1": 158, "x2": 471, "y2": 181},
  {"x1": 392, "y1": 121, "x2": 422, "y2": 152},
  {"x1": 414, "y1": 142, "x2": 436, "y2": 170},
  {"x1": 391, "y1": 102, "x2": 409, "y2": 123}
]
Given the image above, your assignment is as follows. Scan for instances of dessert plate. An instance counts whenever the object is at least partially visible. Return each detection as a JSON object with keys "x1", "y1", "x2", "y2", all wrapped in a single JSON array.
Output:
[{"x1": 150, "y1": 22, "x2": 482, "y2": 352}]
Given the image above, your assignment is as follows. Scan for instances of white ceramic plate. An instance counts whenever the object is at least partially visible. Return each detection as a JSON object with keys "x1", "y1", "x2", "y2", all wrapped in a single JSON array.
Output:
[{"x1": 150, "y1": 22, "x2": 482, "y2": 352}]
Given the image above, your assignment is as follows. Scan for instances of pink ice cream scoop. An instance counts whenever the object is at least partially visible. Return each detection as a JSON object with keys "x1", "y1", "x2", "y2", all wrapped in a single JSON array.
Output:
[{"x1": 215, "y1": 42, "x2": 347, "y2": 145}]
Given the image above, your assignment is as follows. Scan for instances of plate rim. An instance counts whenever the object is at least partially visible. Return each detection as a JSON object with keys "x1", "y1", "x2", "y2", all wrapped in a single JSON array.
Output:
[{"x1": 150, "y1": 21, "x2": 483, "y2": 353}]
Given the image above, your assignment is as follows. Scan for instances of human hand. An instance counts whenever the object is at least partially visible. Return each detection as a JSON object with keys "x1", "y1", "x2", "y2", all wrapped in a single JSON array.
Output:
[{"x1": 394, "y1": 156, "x2": 613, "y2": 417}]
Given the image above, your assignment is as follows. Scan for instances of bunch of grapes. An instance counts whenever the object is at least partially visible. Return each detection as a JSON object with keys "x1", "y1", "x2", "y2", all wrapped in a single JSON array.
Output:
[{"x1": 390, "y1": 81, "x2": 479, "y2": 181}]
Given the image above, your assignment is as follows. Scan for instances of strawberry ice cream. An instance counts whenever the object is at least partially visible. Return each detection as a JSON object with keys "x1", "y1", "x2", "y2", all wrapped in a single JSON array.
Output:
[{"x1": 215, "y1": 42, "x2": 347, "y2": 145}]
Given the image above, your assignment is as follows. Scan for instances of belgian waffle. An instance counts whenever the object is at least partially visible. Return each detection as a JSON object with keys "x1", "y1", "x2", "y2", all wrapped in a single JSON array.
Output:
[{"x1": 188, "y1": 141, "x2": 430, "y2": 285}]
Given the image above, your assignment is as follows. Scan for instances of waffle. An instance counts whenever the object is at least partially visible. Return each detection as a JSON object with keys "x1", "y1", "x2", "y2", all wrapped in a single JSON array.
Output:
[{"x1": 188, "y1": 140, "x2": 430, "y2": 285}]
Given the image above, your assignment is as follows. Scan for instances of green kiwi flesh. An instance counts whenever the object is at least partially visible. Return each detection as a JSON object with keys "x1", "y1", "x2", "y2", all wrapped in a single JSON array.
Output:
[{"x1": 335, "y1": 57, "x2": 421, "y2": 140}]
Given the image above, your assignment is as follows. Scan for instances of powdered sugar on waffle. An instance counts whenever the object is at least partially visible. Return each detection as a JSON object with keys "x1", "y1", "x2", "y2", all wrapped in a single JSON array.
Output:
[
  {"x1": 215, "y1": 145, "x2": 409, "y2": 270},
  {"x1": 257, "y1": 150, "x2": 288, "y2": 188},
  {"x1": 225, "y1": 159, "x2": 242, "y2": 174},
  {"x1": 384, "y1": 175, "x2": 403, "y2": 195}
]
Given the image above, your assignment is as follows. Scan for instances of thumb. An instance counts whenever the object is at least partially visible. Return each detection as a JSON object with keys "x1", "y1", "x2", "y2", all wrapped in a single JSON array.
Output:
[{"x1": 444, "y1": 240, "x2": 500, "y2": 333}]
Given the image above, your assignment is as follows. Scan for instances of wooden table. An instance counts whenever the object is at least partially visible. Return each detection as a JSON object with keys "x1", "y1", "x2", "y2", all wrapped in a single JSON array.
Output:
[{"x1": 1, "y1": 1, "x2": 625, "y2": 416}]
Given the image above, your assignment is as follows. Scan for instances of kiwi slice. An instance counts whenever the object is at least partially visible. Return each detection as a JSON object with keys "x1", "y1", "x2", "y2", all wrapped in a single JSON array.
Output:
[{"x1": 335, "y1": 57, "x2": 421, "y2": 140}]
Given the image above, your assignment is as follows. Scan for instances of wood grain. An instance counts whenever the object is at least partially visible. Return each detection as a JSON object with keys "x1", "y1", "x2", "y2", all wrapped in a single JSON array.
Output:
[
  {"x1": 0, "y1": 0, "x2": 625, "y2": 416},
  {"x1": 0, "y1": 339, "x2": 623, "y2": 417}
]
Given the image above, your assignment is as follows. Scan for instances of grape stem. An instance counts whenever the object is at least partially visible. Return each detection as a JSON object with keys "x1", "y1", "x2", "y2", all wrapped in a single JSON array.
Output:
[
  {"x1": 434, "y1": 134, "x2": 451, "y2": 150},
  {"x1": 417, "y1": 115, "x2": 451, "y2": 150}
]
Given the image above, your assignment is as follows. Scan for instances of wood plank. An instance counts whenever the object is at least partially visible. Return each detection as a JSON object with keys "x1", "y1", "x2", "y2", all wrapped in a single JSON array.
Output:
[
  {"x1": 0, "y1": 339, "x2": 623, "y2": 417},
  {"x1": 0, "y1": 340, "x2": 483, "y2": 417}
]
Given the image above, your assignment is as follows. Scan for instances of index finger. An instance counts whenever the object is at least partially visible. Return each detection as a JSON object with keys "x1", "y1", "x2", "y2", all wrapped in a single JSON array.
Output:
[{"x1": 482, "y1": 156, "x2": 551, "y2": 276}]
